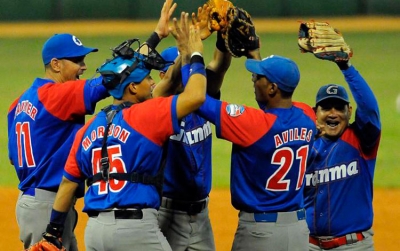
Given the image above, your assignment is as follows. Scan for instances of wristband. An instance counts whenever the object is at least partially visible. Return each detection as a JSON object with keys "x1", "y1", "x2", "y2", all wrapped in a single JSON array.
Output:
[
  {"x1": 190, "y1": 54, "x2": 205, "y2": 65},
  {"x1": 49, "y1": 208, "x2": 68, "y2": 227},
  {"x1": 146, "y1": 32, "x2": 161, "y2": 49},
  {"x1": 189, "y1": 62, "x2": 206, "y2": 78},
  {"x1": 216, "y1": 32, "x2": 228, "y2": 52},
  {"x1": 336, "y1": 61, "x2": 351, "y2": 70}
]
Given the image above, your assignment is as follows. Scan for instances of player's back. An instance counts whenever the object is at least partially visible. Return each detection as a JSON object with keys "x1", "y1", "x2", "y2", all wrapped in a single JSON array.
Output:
[
  {"x1": 229, "y1": 103, "x2": 316, "y2": 213},
  {"x1": 69, "y1": 96, "x2": 178, "y2": 211},
  {"x1": 7, "y1": 79, "x2": 87, "y2": 192},
  {"x1": 162, "y1": 113, "x2": 213, "y2": 201}
]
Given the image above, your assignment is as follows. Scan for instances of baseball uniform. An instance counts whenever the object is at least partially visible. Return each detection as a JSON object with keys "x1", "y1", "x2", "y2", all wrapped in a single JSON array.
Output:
[
  {"x1": 198, "y1": 95, "x2": 317, "y2": 250},
  {"x1": 305, "y1": 65, "x2": 381, "y2": 250},
  {"x1": 158, "y1": 112, "x2": 215, "y2": 250},
  {"x1": 63, "y1": 95, "x2": 181, "y2": 251},
  {"x1": 157, "y1": 47, "x2": 216, "y2": 251},
  {"x1": 195, "y1": 55, "x2": 318, "y2": 251},
  {"x1": 8, "y1": 76, "x2": 108, "y2": 250}
]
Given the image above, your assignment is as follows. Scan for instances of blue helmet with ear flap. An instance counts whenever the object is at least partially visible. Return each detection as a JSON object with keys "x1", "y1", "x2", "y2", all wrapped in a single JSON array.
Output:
[
  {"x1": 97, "y1": 53, "x2": 150, "y2": 99},
  {"x1": 96, "y1": 38, "x2": 173, "y2": 99}
]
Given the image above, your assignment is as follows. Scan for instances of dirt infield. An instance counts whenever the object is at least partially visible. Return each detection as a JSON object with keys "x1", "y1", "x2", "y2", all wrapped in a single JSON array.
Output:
[{"x1": 1, "y1": 187, "x2": 399, "y2": 251}]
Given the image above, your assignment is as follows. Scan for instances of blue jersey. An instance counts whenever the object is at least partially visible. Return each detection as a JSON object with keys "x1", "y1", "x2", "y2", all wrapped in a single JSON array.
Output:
[
  {"x1": 7, "y1": 77, "x2": 108, "y2": 195},
  {"x1": 64, "y1": 96, "x2": 180, "y2": 211},
  {"x1": 304, "y1": 66, "x2": 381, "y2": 237},
  {"x1": 162, "y1": 113, "x2": 213, "y2": 201},
  {"x1": 199, "y1": 97, "x2": 317, "y2": 213}
]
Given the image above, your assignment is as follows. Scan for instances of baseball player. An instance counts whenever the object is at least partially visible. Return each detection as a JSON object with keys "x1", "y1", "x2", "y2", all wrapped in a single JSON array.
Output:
[
  {"x1": 27, "y1": 9, "x2": 208, "y2": 251},
  {"x1": 303, "y1": 44, "x2": 381, "y2": 250},
  {"x1": 154, "y1": 20, "x2": 232, "y2": 250},
  {"x1": 7, "y1": 31, "x2": 109, "y2": 250},
  {"x1": 196, "y1": 49, "x2": 317, "y2": 250}
]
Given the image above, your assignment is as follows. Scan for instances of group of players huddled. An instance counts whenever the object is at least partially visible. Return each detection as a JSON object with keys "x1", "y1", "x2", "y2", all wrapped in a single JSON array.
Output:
[{"x1": 8, "y1": 0, "x2": 380, "y2": 250}]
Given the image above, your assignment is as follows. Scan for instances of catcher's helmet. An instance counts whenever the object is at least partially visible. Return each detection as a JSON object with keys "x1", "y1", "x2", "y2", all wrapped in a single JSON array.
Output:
[
  {"x1": 97, "y1": 53, "x2": 150, "y2": 99},
  {"x1": 97, "y1": 38, "x2": 173, "y2": 99}
]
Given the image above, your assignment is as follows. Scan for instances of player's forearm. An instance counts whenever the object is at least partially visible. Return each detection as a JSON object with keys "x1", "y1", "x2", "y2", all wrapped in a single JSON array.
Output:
[
  {"x1": 343, "y1": 65, "x2": 381, "y2": 150},
  {"x1": 52, "y1": 177, "x2": 79, "y2": 213},
  {"x1": 206, "y1": 48, "x2": 232, "y2": 97},
  {"x1": 343, "y1": 65, "x2": 380, "y2": 126},
  {"x1": 153, "y1": 56, "x2": 183, "y2": 97},
  {"x1": 176, "y1": 55, "x2": 207, "y2": 119}
]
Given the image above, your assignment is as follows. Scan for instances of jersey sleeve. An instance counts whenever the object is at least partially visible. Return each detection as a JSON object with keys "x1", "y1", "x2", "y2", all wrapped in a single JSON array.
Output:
[
  {"x1": 344, "y1": 66, "x2": 381, "y2": 152},
  {"x1": 181, "y1": 63, "x2": 190, "y2": 87},
  {"x1": 293, "y1": 101, "x2": 316, "y2": 123},
  {"x1": 38, "y1": 77, "x2": 108, "y2": 121},
  {"x1": 198, "y1": 95, "x2": 276, "y2": 147},
  {"x1": 7, "y1": 96, "x2": 21, "y2": 162},
  {"x1": 7, "y1": 96, "x2": 21, "y2": 133},
  {"x1": 83, "y1": 77, "x2": 110, "y2": 113},
  {"x1": 123, "y1": 95, "x2": 179, "y2": 146},
  {"x1": 63, "y1": 118, "x2": 95, "y2": 182}
]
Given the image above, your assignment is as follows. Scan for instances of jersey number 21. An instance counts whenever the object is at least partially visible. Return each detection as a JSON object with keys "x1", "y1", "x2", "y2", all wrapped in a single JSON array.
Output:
[{"x1": 266, "y1": 145, "x2": 309, "y2": 191}]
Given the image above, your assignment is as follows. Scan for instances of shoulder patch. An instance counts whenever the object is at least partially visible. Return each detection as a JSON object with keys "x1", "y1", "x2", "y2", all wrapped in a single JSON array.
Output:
[{"x1": 226, "y1": 104, "x2": 245, "y2": 117}]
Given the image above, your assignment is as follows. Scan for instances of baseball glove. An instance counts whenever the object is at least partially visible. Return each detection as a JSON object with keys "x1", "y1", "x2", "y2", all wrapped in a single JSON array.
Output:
[
  {"x1": 24, "y1": 239, "x2": 66, "y2": 251},
  {"x1": 298, "y1": 21, "x2": 353, "y2": 62},
  {"x1": 224, "y1": 7, "x2": 259, "y2": 57},
  {"x1": 207, "y1": 0, "x2": 233, "y2": 33},
  {"x1": 25, "y1": 224, "x2": 66, "y2": 251}
]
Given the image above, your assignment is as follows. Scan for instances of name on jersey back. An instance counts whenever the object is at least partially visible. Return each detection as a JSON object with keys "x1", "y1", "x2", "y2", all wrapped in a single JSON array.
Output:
[
  {"x1": 82, "y1": 124, "x2": 130, "y2": 151},
  {"x1": 14, "y1": 100, "x2": 38, "y2": 120},
  {"x1": 274, "y1": 127, "x2": 313, "y2": 148}
]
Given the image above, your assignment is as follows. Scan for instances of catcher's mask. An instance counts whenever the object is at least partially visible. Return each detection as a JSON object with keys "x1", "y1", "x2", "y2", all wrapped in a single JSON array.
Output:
[{"x1": 97, "y1": 38, "x2": 174, "y2": 99}]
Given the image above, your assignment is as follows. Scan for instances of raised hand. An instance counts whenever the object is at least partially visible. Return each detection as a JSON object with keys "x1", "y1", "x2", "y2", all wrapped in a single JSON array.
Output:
[
  {"x1": 154, "y1": 0, "x2": 177, "y2": 39},
  {"x1": 191, "y1": 4, "x2": 212, "y2": 40},
  {"x1": 188, "y1": 24, "x2": 203, "y2": 56},
  {"x1": 170, "y1": 12, "x2": 190, "y2": 58}
]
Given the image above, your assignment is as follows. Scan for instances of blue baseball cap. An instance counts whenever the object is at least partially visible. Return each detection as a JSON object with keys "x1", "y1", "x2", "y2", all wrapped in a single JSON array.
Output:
[
  {"x1": 42, "y1": 33, "x2": 98, "y2": 65},
  {"x1": 316, "y1": 84, "x2": 349, "y2": 105},
  {"x1": 160, "y1": 46, "x2": 179, "y2": 72},
  {"x1": 245, "y1": 55, "x2": 300, "y2": 92}
]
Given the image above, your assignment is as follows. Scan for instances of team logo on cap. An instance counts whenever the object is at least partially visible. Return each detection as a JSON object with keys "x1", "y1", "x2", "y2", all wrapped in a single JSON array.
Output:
[
  {"x1": 72, "y1": 36, "x2": 83, "y2": 46},
  {"x1": 326, "y1": 85, "x2": 339, "y2": 95},
  {"x1": 226, "y1": 104, "x2": 244, "y2": 117}
]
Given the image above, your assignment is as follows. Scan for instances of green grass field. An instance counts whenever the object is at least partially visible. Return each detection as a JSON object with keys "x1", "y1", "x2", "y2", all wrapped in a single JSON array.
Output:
[{"x1": 1, "y1": 32, "x2": 399, "y2": 188}]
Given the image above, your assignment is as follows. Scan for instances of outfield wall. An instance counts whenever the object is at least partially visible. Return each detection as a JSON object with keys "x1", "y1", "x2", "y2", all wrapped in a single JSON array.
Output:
[{"x1": 0, "y1": 0, "x2": 399, "y2": 21}]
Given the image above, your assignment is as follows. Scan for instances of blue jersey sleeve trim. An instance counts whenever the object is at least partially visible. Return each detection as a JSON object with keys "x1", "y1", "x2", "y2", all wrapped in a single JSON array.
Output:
[
  {"x1": 181, "y1": 64, "x2": 190, "y2": 88},
  {"x1": 197, "y1": 94, "x2": 221, "y2": 134},
  {"x1": 50, "y1": 209, "x2": 68, "y2": 226},
  {"x1": 63, "y1": 171, "x2": 82, "y2": 184},
  {"x1": 171, "y1": 95, "x2": 180, "y2": 134},
  {"x1": 83, "y1": 76, "x2": 110, "y2": 114}
]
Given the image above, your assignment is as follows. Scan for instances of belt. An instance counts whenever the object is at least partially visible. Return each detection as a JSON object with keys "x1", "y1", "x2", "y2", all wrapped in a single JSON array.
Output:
[
  {"x1": 161, "y1": 197, "x2": 207, "y2": 215},
  {"x1": 87, "y1": 209, "x2": 143, "y2": 219},
  {"x1": 309, "y1": 233, "x2": 364, "y2": 250},
  {"x1": 253, "y1": 209, "x2": 306, "y2": 222}
]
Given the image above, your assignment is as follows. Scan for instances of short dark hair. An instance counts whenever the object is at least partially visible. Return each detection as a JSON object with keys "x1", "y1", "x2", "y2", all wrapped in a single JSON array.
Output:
[{"x1": 280, "y1": 89, "x2": 293, "y2": 98}]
